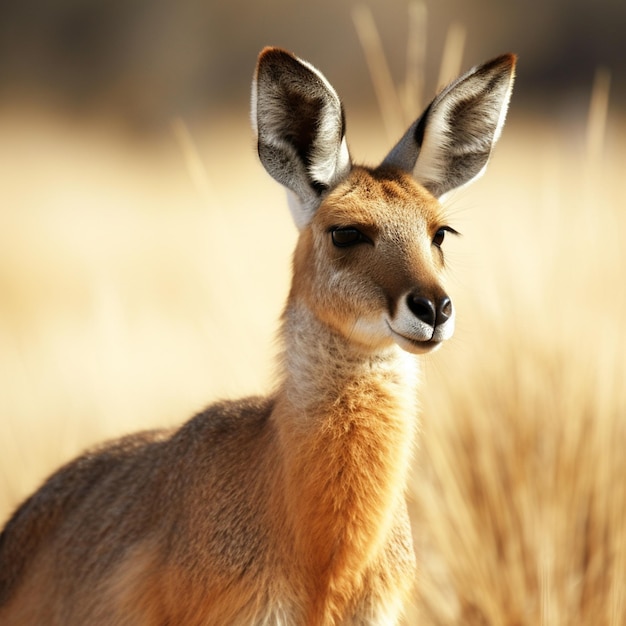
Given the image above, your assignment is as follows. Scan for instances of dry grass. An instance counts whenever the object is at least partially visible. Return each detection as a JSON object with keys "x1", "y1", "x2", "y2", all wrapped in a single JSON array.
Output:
[
  {"x1": 1, "y1": 59, "x2": 625, "y2": 625},
  {"x1": 407, "y1": 111, "x2": 626, "y2": 623}
]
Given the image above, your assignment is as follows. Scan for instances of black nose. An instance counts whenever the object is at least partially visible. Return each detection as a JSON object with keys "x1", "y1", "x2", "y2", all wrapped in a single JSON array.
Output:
[{"x1": 406, "y1": 294, "x2": 452, "y2": 327}]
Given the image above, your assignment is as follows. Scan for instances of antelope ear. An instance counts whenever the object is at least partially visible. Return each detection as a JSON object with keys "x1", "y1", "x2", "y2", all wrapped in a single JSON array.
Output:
[
  {"x1": 252, "y1": 47, "x2": 352, "y2": 229},
  {"x1": 382, "y1": 54, "x2": 516, "y2": 198}
]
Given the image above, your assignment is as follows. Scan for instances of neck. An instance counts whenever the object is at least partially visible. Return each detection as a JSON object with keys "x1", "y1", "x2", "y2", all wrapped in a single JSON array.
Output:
[
  {"x1": 271, "y1": 300, "x2": 420, "y2": 608},
  {"x1": 280, "y1": 301, "x2": 419, "y2": 404}
]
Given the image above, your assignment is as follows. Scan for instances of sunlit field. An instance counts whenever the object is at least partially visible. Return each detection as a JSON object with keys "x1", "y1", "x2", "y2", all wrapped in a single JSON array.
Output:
[{"x1": 1, "y1": 74, "x2": 625, "y2": 623}]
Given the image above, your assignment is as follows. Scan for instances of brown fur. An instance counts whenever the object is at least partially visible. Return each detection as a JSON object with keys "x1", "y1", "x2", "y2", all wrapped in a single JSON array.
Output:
[{"x1": 0, "y1": 48, "x2": 515, "y2": 625}]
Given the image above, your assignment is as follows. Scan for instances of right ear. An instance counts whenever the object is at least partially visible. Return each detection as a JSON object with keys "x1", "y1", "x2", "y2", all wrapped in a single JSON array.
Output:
[
  {"x1": 252, "y1": 47, "x2": 352, "y2": 230},
  {"x1": 382, "y1": 53, "x2": 517, "y2": 199}
]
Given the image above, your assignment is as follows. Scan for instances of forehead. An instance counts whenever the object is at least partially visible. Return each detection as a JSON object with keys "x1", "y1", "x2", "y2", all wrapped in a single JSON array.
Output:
[{"x1": 315, "y1": 166, "x2": 444, "y2": 229}]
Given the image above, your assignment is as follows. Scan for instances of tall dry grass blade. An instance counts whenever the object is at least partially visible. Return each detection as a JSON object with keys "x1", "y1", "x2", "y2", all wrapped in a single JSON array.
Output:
[
  {"x1": 352, "y1": 5, "x2": 405, "y2": 141},
  {"x1": 585, "y1": 66, "x2": 611, "y2": 168},
  {"x1": 402, "y1": 1, "x2": 427, "y2": 121},
  {"x1": 583, "y1": 67, "x2": 611, "y2": 219},
  {"x1": 171, "y1": 116, "x2": 215, "y2": 206},
  {"x1": 437, "y1": 22, "x2": 466, "y2": 90},
  {"x1": 610, "y1": 538, "x2": 626, "y2": 626}
]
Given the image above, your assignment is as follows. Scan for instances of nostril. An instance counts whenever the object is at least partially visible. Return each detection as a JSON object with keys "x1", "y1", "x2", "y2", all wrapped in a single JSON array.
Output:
[
  {"x1": 406, "y1": 294, "x2": 436, "y2": 327},
  {"x1": 437, "y1": 297, "x2": 453, "y2": 324}
]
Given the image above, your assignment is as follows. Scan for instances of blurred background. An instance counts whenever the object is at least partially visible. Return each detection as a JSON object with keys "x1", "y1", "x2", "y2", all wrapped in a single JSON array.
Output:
[
  {"x1": 1, "y1": 1, "x2": 625, "y2": 623},
  {"x1": 0, "y1": 0, "x2": 625, "y2": 127}
]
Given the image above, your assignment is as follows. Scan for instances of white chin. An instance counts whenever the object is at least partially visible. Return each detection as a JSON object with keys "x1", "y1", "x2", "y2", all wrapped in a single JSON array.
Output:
[
  {"x1": 386, "y1": 323, "x2": 446, "y2": 354},
  {"x1": 393, "y1": 334, "x2": 443, "y2": 355}
]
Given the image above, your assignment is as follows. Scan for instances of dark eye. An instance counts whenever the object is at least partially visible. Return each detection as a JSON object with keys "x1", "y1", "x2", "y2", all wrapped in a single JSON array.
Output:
[
  {"x1": 432, "y1": 226, "x2": 458, "y2": 248},
  {"x1": 331, "y1": 227, "x2": 369, "y2": 247},
  {"x1": 433, "y1": 228, "x2": 446, "y2": 247}
]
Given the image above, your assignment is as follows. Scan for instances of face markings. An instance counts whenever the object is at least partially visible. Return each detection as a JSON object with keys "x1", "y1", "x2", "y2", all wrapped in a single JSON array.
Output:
[
  {"x1": 319, "y1": 167, "x2": 445, "y2": 236},
  {"x1": 317, "y1": 166, "x2": 451, "y2": 271}
]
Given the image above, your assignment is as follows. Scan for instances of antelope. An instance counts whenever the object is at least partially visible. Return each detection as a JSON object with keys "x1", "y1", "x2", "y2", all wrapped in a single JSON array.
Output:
[{"x1": 0, "y1": 47, "x2": 515, "y2": 625}]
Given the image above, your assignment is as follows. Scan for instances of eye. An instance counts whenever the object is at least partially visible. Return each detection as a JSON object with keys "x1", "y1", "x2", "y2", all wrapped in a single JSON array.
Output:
[
  {"x1": 432, "y1": 226, "x2": 459, "y2": 248},
  {"x1": 330, "y1": 227, "x2": 370, "y2": 248},
  {"x1": 432, "y1": 228, "x2": 446, "y2": 247}
]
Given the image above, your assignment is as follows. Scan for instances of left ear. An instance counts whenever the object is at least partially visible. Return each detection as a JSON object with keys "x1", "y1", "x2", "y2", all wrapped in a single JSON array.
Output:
[
  {"x1": 252, "y1": 47, "x2": 352, "y2": 230},
  {"x1": 382, "y1": 53, "x2": 517, "y2": 198}
]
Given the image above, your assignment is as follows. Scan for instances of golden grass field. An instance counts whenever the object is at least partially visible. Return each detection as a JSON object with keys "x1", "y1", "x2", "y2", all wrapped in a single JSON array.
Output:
[{"x1": 1, "y1": 82, "x2": 625, "y2": 623}]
